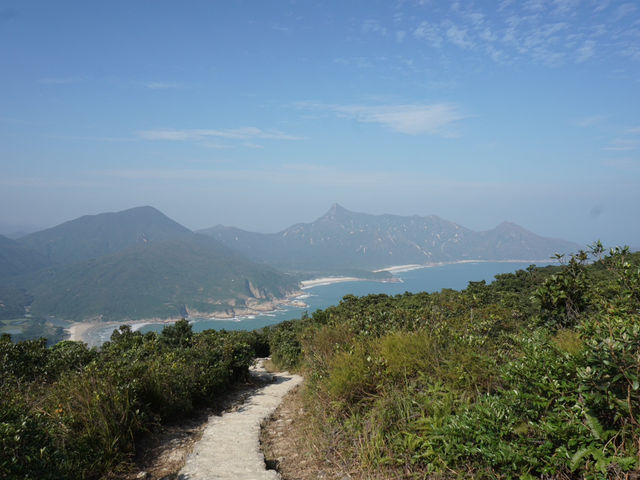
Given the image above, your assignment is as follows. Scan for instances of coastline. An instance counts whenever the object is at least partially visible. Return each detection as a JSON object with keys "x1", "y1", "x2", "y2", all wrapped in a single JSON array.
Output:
[
  {"x1": 67, "y1": 259, "x2": 555, "y2": 346},
  {"x1": 66, "y1": 317, "x2": 182, "y2": 344},
  {"x1": 303, "y1": 259, "x2": 555, "y2": 287},
  {"x1": 300, "y1": 276, "x2": 362, "y2": 289},
  {"x1": 374, "y1": 258, "x2": 555, "y2": 273},
  {"x1": 65, "y1": 291, "x2": 310, "y2": 345}
]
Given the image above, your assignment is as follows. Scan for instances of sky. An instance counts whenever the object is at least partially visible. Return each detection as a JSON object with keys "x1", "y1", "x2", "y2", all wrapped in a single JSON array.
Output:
[{"x1": 1, "y1": 0, "x2": 639, "y2": 246}]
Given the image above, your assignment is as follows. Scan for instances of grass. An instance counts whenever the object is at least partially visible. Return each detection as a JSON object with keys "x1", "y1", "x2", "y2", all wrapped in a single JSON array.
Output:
[{"x1": 267, "y1": 247, "x2": 640, "y2": 479}]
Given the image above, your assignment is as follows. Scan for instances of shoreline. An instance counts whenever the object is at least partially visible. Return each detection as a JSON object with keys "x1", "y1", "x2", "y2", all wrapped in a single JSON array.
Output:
[
  {"x1": 67, "y1": 259, "x2": 555, "y2": 346},
  {"x1": 66, "y1": 317, "x2": 182, "y2": 344},
  {"x1": 374, "y1": 258, "x2": 556, "y2": 273},
  {"x1": 300, "y1": 276, "x2": 362, "y2": 289},
  {"x1": 66, "y1": 291, "x2": 310, "y2": 345}
]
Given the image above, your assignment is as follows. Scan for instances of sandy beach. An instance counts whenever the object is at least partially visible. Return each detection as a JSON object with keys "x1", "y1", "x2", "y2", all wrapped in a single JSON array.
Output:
[
  {"x1": 373, "y1": 264, "x2": 425, "y2": 273},
  {"x1": 295, "y1": 258, "x2": 556, "y2": 290},
  {"x1": 66, "y1": 318, "x2": 180, "y2": 344},
  {"x1": 65, "y1": 291, "x2": 310, "y2": 345},
  {"x1": 67, "y1": 259, "x2": 555, "y2": 345},
  {"x1": 300, "y1": 276, "x2": 362, "y2": 289},
  {"x1": 374, "y1": 258, "x2": 555, "y2": 274},
  {"x1": 67, "y1": 321, "x2": 103, "y2": 342}
]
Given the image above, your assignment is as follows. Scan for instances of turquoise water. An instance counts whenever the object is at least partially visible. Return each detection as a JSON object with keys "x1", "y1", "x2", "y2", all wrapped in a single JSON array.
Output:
[{"x1": 88, "y1": 261, "x2": 546, "y2": 345}]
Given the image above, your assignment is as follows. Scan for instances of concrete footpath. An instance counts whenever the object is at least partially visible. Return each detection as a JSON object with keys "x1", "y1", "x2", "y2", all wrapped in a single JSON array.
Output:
[{"x1": 178, "y1": 359, "x2": 303, "y2": 480}]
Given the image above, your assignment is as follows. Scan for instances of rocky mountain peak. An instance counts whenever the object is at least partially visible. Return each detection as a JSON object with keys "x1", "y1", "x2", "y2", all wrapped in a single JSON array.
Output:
[{"x1": 321, "y1": 203, "x2": 350, "y2": 221}]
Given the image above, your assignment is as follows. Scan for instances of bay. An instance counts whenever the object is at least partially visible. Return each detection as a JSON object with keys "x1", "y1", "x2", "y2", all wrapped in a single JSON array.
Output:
[{"x1": 88, "y1": 261, "x2": 548, "y2": 345}]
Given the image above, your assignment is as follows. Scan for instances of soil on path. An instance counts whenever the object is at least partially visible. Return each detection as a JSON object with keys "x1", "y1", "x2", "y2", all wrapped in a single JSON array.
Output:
[
  {"x1": 125, "y1": 359, "x2": 300, "y2": 480},
  {"x1": 261, "y1": 386, "x2": 362, "y2": 480},
  {"x1": 176, "y1": 359, "x2": 302, "y2": 480}
]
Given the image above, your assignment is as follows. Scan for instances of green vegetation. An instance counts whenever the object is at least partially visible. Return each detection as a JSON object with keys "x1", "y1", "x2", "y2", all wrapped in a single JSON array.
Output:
[
  {"x1": 18, "y1": 206, "x2": 191, "y2": 265},
  {"x1": 3, "y1": 243, "x2": 638, "y2": 479},
  {"x1": 0, "y1": 207, "x2": 299, "y2": 326},
  {"x1": 17, "y1": 234, "x2": 299, "y2": 321},
  {"x1": 267, "y1": 245, "x2": 640, "y2": 478},
  {"x1": 0, "y1": 320, "x2": 268, "y2": 479},
  {"x1": 0, "y1": 235, "x2": 48, "y2": 280},
  {"x1": 0, "y1": 317, "x2": 65, "y2": 345}
]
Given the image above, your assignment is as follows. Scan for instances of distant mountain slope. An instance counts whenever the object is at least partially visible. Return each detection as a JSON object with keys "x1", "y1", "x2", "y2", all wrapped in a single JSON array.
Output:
[
  {"x1": 18, "y1": 233, "x2": 299, "y2": 322},
  {"x1": 19, "y1": 206, "x2": 192, "y2": 265},
  {"x1": 0, "y1": 234, "x2": 49, "y2": 279},
  {"x1": 471, "y1": 221, "x2": 577, "y2": 260},
  {"x1": 200, "y1": 204, "x2": 580, "y2": 273}
]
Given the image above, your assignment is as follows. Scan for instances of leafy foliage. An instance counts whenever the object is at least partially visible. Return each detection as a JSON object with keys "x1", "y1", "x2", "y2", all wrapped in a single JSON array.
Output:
[
  {"x1": 0, "y1": 320, "x2": 267, "y2": 479},
  {"x1": 268, "y1": 246, "x2": 640, "y2": 478}
]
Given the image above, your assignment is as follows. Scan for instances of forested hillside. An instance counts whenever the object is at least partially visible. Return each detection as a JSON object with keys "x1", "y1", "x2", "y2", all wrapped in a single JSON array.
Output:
[
  {"x1": 267, "y1": 244, "x2": 640, "y2": 478},
  {"x1": 0, "y1": 207, "x2": 300, "y2": 329},
  {"x1": 18, "y1": 206, "x2": 192, "y2": 265},
  {"x1": 0, "y1": 235, "x2": 48, "y2": 279},
  {"x1": 18, "y1": 234, "x2": 299, "y2": 321}
]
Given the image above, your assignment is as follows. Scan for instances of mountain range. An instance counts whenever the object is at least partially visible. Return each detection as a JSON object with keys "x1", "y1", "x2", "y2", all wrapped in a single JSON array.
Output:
[
  {"x1": 0, "y1": 204, "x2": 580, "y2": 325},
  {"x1": 0, "y1": 207, "x2": 298, "y2": 323},
  {"x1": 199, "y1": 203, "x2": 580, "y2": 275},
  {"x1": 19, "y1": 206, "x2": 192, "y2": 265}
]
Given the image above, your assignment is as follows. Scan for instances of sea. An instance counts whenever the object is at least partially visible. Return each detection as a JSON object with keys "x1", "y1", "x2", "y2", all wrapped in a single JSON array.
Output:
[
  {"x1": 86, "y1": 261, "x2": 548, "y2": 346},
  {"x1": 88, "y1": 262, "x2": 550, "y2": 345}
]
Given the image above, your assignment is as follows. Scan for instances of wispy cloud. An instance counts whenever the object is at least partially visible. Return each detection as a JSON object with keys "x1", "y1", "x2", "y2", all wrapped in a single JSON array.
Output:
[
  {"x1": 38, "y1": 76, "x2": 85, "y2": 85},
  {"x1": 602, "y1": 125, "x2": 640, "y2": 151},
  {"x1": 141, "y1": 81, "x2": 185, "y2": 90},
  {"x1": 603, "y1": 138, "x2": 640, "y2": 151},
  {"x1": 271, "y1": 23, "x2": 292, "y2": 34},
  {"x1": 575, "y1": 39, "x2": 596, "y2": 63},
  {"x1": 362, "y1": 19, "x2": 387, "y2": 36},
  {"x1": 400, "y1": 1, "x2": 635, "y2": 69},
  {"x1": 137, "y1": 127, "x2": 304, "y2": 142},
  {"x1": 613, "y1": 3, "x2": 637, "y2": 21},
  {"x1": 574, "y1": 114, "x2": 608, "y2": 127},
  {"x1": 413, "y1": 21, "x2": 443, "y2": 47},
  {"x1": 446, "y1": 24, "x2": 474, "y2": 48},
  {"x1": 46, "y1": 134, "x2": 135, "y2": 143},
  {"x1": 602, "y1": 157, "x2": 640, "y2": 171},
  {"x1": 299, "y1": 102, "x2": 467, "y2": 136}
]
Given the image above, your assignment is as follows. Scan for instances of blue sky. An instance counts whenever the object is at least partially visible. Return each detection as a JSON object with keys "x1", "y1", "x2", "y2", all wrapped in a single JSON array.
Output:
[{"x1": 1, "y1": 0, "x2": 639, "y2": 246}]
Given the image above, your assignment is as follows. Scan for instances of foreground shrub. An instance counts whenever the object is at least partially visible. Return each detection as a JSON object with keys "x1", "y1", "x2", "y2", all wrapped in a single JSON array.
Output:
[
  {"x1": 0, "y1": 319, "x2": 263, "y2": 479},
  {"x1": 280, "y1": 247, "x2": 640, "y2": 479}
]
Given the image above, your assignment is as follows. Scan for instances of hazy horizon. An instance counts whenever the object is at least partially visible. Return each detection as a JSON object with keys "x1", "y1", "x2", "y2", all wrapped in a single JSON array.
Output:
[
  {"x1": 0, "y1": 203, "x2": 628, "y2": 250},
  {"x1": 1, "y1": 1, "x2": 639, "y2": 246}
]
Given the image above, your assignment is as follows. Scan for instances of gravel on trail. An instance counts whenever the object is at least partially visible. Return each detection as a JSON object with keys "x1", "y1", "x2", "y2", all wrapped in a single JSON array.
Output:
[{"x1": 177, "y1": 359, "x2": 302, "y2": 480}]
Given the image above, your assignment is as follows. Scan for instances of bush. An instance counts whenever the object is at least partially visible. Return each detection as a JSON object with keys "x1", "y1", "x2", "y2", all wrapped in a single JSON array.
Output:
[
  {"x1": 281, "y1": 247, "x2": 640, "y2": 478},
  {"x1": 0, "y1": 322, "x2": 266, "y2": 479}
]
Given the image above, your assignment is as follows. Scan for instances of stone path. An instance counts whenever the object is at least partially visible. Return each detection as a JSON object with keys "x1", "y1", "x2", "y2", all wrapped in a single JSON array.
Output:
[{"x1": 178, "y1": 360, "x2": 303, "y2": 480}]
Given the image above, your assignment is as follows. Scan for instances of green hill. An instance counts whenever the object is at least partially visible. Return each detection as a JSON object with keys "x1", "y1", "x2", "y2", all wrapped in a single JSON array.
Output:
[
  {"x1": 0, "y1": 234, "x2": 49, "y2": 279},
  {"x1": 18, "y1": 233, "x2": 299, "y2": 322},
  {"x1": 19, "y1": 206, "x2": 192, "y2": 265},
  {"x1": 2, "y1": 207, "x2": 301, "y2": 324}
]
